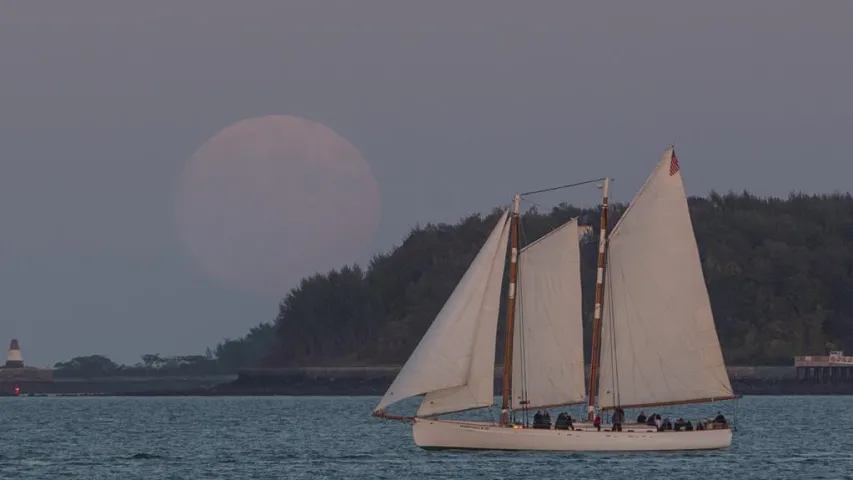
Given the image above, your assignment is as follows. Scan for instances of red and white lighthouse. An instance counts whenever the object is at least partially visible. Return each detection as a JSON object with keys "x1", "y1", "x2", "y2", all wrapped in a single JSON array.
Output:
[{"x1": 5, "y1": 339, "x2": 24, "y2": 368}]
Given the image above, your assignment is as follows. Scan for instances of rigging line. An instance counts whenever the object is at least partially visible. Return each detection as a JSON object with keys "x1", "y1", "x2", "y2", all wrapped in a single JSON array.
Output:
[
  {"x1": 607, "y1": 247, "x2": 620, "y2": 410},
  {"x1": 517, "y1": 217, "x2": 529, "y2": 424},
  {"x1": 732, "y1": 397, "x2": 738, "y2": 432},
  {"x1": 602, "y1": 204, "x2": 619, "y2": 410},
  {"x1": 515, "y1": 268, "x2": 523, "y2": 407},
  {"x1": 611, "y1": 254, "x2": 650, "y2": 411},
  {"x1": 517, "y1": 197, "x2": 574, "y2": 237},
  {"x1": 518, "y1": 197, "x2": 542, "y2": 209},
  {"x1": 520, "y1": 177, "x2": 611, "y2": 197}
]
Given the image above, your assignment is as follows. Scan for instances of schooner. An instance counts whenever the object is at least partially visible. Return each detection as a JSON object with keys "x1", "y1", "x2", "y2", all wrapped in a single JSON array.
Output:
[{"x1": 372, "y1": 146, "x2": 737, "y2": 451}]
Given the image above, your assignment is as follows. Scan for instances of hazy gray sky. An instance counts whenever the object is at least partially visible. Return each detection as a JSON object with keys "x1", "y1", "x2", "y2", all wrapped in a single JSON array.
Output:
[{"x1": 1, "y1": 1, "x2": 851, "y2": 365}]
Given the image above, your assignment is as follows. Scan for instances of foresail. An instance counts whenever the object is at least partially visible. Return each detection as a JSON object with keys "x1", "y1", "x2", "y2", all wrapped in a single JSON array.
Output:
[
  {"x1": 374, "y1": 209, "x2": 511, "y2": 415},
  {"x1": 418, "y1": 212, "x2": 512, "y2": 416},
  {"x1": 597, "y1": 147, "x2": 733, "y2": 410},
  {"x1": 511, "y1": 219, "x2": 585, "y2": 410}
]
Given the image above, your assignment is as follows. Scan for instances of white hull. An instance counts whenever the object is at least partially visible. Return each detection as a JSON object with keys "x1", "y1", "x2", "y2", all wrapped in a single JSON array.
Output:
[{"x1": 412, "y1": 418, "x2": 732, "y2": 452}]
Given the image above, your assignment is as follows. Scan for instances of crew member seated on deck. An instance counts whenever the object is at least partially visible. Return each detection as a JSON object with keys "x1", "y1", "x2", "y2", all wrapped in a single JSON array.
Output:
[
  {"x1": 533, "y1": 410, "x2": 543, "y2": 428},
  {"x1": 555, "y1": 412, "x2": 572, "y2": 430},
  {"x1": 593, "y1": 414, "x2": 602, "y2": 431},
  {"x1": 713, "y1": 411, "x2": 727, "y2": 426},
  {"x1": 646, "y1": 413, "x2": 657, "y2": 427},
  {"x1": 533, "y1": 410, "x2": 551, "y2": 429},
  {"x1": 636, "y1": 411, "x2": 647, "y2": 424}
]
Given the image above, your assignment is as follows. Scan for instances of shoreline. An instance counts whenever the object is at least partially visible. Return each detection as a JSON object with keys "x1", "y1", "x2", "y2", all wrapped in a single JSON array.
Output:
[{"x1": 3, "y1": 365, "x2": 853, "y2": 396}]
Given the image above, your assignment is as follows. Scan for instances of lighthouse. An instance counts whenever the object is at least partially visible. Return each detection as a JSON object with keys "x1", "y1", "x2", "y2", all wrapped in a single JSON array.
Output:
[
  {"x1": 0, "y1": 339, "x2": 51, "y2": 382},
  {"x1": 5, "y1": 339, "x2": 23, "y2": 368}
]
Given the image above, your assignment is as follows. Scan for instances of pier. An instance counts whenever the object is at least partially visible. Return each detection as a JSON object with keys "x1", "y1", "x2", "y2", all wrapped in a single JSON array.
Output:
[{"x1": 794, "y1": 351, "x2": 853, "y2": 383}]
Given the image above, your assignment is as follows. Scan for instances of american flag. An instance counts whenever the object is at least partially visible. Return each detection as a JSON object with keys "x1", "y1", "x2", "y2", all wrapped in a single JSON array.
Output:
[
  {"x1": 669, "y1": 149, "x2": 680, "y2": 176},
  {"x1": 578, "y1": 225, "x2": 593, "y2": 243}
]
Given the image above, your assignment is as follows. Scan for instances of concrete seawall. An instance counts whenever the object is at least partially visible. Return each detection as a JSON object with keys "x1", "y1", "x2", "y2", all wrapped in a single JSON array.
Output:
[
  {"x1": 215, "y1": 365, "x2": 834, "y2": 396},
  {"x1": 0, "y1": 375, "x2": 237, "y2": 396},
  {"x1": 3, "y1": 366, "x2": 845, "y2": 396}
]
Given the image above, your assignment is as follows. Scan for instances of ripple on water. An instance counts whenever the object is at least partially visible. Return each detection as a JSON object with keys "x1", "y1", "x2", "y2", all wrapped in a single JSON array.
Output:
[{"x1": 0, "y1": 396, "x2": 852, "y2": 479}]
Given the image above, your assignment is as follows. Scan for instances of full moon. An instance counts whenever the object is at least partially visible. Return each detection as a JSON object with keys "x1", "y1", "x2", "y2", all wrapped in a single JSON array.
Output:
[{"x1": 175, "y1": 115, "x2": 381, "y2": 295}]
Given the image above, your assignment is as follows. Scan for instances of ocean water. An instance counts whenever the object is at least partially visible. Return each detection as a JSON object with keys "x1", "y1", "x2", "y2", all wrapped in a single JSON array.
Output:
[{"x1": 0, "y1": 395, "x2": 849, "y2": 479}]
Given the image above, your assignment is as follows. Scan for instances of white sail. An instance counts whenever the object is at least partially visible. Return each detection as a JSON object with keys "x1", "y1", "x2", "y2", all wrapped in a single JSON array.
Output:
[
  {"x1": 597, "y1": 147, "x2": 733, "y2": 410},
  {"x1": 374, "y1": 210, "x2": 511, "y2": 415},
  {"x1": 511, "y1": 219, "x2": 585, "y2": 410}
]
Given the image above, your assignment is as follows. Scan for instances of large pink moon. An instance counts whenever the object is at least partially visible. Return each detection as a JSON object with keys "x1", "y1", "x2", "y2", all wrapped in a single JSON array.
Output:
[{"x1": 175, "y1": 115, "x2": 381, "y2": 295}]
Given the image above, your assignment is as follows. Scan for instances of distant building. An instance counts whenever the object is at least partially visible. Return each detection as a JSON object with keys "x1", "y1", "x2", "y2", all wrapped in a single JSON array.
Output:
[{"x1": 0, "y1": 339, "x2": 53, "y2": 382}]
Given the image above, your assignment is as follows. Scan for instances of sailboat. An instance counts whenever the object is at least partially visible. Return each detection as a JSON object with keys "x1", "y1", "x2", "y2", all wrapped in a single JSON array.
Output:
[{"x1": 372, "y1": 146, "x2": 737, "y2": 451}]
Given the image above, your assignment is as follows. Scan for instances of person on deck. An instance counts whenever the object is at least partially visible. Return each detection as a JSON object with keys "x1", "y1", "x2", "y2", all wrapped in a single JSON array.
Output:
[
  {"x1": 555, "y1": 413, "x2": 569, "y2": 430},
  {"x1": 612, "y1": 408, "x2": 625, "y2": 432},
  {"x1": 714, "y1": 411, "x2": 727, "y2": 426},
  {"x1": 593, "y1": 414, "x2": 602, "y2": 431},
  {"x1": 636, "y1": 411, "x2": 647, "y2": 424},
  {"x1": 533, "y1": 410, "x2": 543, "y2": 428},
  {"x1": 542, "y1": 410, "x2": 551, "y2": 428},
  {"x1": 647, "y1": 413, "x2": 657, "y2": 427}
]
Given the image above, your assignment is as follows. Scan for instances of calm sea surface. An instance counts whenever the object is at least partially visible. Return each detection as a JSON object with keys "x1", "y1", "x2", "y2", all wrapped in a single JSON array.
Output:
[{"x1": 0, "y1": 395, "x2": 849, "y2": 479}]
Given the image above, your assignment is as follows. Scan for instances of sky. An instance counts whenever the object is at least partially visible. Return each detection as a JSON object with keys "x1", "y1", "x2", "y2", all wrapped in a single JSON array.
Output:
[{"x1": 1, "y1": 1, "x2": 851, "y2": 365}]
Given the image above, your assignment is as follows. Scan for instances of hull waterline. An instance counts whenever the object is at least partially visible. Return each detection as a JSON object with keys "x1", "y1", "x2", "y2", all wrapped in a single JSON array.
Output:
[{"x1": 412, "y1": 418, "x2": 732, "y2": 452}]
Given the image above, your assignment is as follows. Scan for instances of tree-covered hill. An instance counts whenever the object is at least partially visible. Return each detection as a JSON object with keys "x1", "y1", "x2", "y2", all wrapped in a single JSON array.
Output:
[{"x1": 220, "y1": 191, "x2": 853, "y2": 368}]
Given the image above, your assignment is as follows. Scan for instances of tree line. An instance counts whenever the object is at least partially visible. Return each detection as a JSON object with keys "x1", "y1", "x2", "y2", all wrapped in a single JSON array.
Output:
[
  {"x1": 254, "y1": 190, "x2": 853, "y2": 367},
  {"x1": 244, "y1": 192, "x2": 853, "y2": 367},
  {"x1": 51, "y1": 327, "x2": 276, "y2": 378},
  {"x1": 54, "y1": 190, "x2": 853, "y2": 375}
]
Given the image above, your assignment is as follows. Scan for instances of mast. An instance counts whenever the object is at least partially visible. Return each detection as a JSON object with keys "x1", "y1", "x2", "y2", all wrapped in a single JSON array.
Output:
[
  {"x1": 587, "y1": 177, "x2": 610, "y2": 421},
  {"x1": 499, "y1": 194, "x2": 521, "y2": 426}
]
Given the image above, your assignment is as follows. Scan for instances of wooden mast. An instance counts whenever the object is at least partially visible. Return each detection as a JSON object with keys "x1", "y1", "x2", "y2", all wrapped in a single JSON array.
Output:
[
  {"x1": 587, "y1": 177, "x2": 610, "y2": 421},
  {"x1": 499, "y1": 194, "x2": 521, "y2": 426}
]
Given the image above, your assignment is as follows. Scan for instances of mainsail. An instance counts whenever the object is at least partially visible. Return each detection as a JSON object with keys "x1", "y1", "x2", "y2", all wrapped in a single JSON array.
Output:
[
  {"x1": 512, "y1": 219, "x2": 585, "y2": 410},
  {"x1": 374, "y1": 210, "x2": 511, "y2": 416},
  {"x1": 597, "y1": 147, "x2": 734, "y2": 410}
]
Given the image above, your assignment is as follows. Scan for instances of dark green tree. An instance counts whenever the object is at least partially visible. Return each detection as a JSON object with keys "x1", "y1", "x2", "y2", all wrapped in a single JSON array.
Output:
[
  {"x1": 54, "y1": 355, "x2": 120, "y2": 377},
  {"x1": 215, "y1": 191, "x2": 853, "y2": 367}
]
